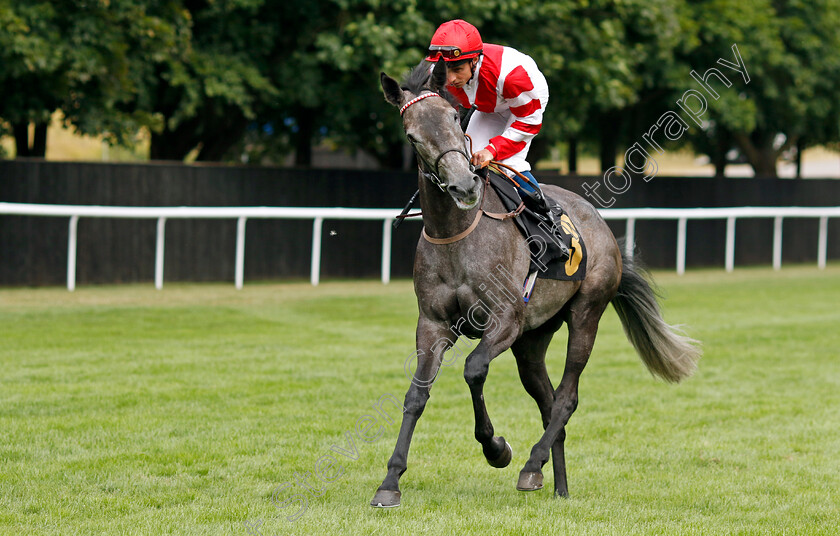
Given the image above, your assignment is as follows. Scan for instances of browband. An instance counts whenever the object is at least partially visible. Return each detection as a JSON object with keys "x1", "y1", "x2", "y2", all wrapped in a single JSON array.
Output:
[{"x1": 399, "y1": 92, "x2": 443, "y2": 116}]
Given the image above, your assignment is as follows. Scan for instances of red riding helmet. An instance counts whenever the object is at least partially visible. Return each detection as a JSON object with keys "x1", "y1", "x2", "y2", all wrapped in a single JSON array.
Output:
[{"x1": 425, "y1": 19, "x2": 483, "y2": 62}]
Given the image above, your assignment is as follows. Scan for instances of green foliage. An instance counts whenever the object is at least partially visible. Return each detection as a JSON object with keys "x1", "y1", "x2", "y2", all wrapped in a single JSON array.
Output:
[
  {"x1": 1, "y1": 0, "x2": 839, "y2": 172},
  {"x1": 0, "y1": 1, "x2": 183, "y2": 146},
  {"x1": 672, "y1": 0, "x2": 840, "y2": 176},
  {"x1": 527, "y1": 0, "x2": 685, "y2": 139},
  {"x1": 241, "y1": 0, "x2": 437, "y2": 167}
]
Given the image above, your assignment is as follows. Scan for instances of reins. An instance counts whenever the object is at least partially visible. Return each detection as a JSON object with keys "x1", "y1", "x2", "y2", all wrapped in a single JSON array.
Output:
[{"x1": 395, "y1": 89, "x2": 528, "y2": 244}]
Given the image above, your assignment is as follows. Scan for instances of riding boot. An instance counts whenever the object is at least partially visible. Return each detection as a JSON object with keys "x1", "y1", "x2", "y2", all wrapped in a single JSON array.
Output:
[{"x1": 521, "y1": 186, "x2": 571, "y2": 262}]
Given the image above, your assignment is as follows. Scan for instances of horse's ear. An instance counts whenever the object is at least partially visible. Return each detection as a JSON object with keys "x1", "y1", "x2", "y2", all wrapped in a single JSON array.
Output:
[
  {"x1": 381, "y1": 72, "x2": 404, "y2": 107},
  {"x1": 430, "y1": 58, "x2": 446, "y2": 92}
]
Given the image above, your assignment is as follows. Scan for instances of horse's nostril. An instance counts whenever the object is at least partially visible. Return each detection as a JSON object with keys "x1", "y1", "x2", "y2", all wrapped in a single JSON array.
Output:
[{"x1": 448, "y1": 184, "x2": 466, "y2": 197}]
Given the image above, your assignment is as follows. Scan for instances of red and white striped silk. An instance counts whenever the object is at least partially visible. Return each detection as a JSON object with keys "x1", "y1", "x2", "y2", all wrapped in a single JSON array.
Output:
[{"x1": 446, "y1": 44, "x2": 549, "y2": 172}]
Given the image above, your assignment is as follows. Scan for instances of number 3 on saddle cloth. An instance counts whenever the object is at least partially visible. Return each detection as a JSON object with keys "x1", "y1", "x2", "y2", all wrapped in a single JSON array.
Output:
[{"x1": 487, "y1": 170, "x2": 587, "y2": 282}]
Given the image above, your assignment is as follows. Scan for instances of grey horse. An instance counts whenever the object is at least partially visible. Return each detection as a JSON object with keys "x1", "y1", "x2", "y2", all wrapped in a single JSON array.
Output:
[{"x1": 372, "y1": 59, "x2": 701, "y2": 508}]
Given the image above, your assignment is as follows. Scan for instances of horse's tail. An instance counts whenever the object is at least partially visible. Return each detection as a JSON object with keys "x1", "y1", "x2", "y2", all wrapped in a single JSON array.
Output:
[{"x1": 611, "y1": 244, "x2": 702, "y2": 383}]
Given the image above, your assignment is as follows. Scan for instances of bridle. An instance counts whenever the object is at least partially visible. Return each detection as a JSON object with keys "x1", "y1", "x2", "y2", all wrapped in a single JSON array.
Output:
[
  {"x1": 397, "y1": 90, "x2": 526, "y2": 245},
  {"x1": 400, "y1": 92, "x2": 474, "y2": 192}
]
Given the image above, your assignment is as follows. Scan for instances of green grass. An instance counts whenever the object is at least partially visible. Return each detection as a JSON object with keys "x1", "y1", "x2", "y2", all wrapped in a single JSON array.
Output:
[{"x1": 2, "y1": 265, "x2": 839, "y2": 535}]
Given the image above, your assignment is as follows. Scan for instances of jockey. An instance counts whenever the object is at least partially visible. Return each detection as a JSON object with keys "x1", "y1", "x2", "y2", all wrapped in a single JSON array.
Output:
[{"x1": 426, "y1": 19, "x2": 558, "y2": 225}]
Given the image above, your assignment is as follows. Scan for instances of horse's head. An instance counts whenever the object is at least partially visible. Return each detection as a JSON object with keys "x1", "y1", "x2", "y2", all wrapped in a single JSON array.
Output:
[{"x1": 381, "y1": 60, "x2": 481, "y2": 210}]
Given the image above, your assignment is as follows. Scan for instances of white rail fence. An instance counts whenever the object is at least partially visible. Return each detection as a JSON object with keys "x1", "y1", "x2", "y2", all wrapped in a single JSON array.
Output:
[{"x1": 1, "y1": 202, "x2": 838, "y2": 291}]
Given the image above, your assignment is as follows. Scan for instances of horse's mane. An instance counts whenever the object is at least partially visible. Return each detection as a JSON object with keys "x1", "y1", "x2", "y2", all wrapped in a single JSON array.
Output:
[{"x1": 401, "y1": 61, "x2": 461, "y2": 108}]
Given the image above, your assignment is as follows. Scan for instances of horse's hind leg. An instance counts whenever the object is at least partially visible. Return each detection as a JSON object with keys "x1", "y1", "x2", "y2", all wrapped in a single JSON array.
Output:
[
  {"x1": 511, "y1": 328, "x2": 567, "y2": 495},
  {"x1": 518, "y1": 303, "x2": 608, "y2": 497}
]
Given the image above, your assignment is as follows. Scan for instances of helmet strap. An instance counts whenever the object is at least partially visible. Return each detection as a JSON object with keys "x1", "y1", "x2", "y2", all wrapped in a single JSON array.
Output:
[{"x1": 469, "y1": 57, "x2": 480, "y2": 80}]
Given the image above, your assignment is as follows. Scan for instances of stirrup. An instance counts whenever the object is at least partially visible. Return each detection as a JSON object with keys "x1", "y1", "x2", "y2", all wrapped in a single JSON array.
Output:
[
  {"x1": 542, "y1": 209, "x2": 571, "y2": 262},
  {"x1": 523, "y1": 191, "x2": 570, "y2": 262},
  {"x1": 547, "y1": 216, "x2": 571, "y2": 262}
]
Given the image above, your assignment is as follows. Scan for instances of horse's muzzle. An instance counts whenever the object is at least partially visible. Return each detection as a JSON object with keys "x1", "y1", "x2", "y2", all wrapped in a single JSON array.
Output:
[{"x1": 448, "y1": 175, "x2": 481, "y2": 209}]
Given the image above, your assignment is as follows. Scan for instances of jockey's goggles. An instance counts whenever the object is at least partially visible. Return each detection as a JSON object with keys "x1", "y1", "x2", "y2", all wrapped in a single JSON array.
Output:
[{"x1": 427, "y1": 45, "x2": 482, "y2": 61}]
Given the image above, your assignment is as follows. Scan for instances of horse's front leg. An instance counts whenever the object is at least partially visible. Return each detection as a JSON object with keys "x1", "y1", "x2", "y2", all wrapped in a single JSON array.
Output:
[
  {"x1": 371, "y1": 317, "x2": 451, "y2": 508},
  {"x1": 463, "y1": 323, "x2": 520, "y2": 468}
]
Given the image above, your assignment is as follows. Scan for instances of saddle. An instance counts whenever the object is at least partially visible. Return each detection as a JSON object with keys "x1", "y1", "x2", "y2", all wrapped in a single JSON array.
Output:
[{"x1": 486, "y1": 170, "x2": 587, "y2": 282}]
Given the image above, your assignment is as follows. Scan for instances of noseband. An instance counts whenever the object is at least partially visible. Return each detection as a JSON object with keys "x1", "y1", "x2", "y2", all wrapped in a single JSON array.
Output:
[{"x1": 400, "y1": 92, "x2": 473, "y2": 191}]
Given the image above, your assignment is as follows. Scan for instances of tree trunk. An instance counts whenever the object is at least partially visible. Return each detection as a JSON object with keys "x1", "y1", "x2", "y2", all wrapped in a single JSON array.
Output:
[
  {"x1": 527, "y1": 136, "x2": 549, "y2": 170},
  {"x1": 750, "y1": 147, "x2": 779, "y2": 179},
  {"x1": 599, "y1": 112, "x2": 622, "y2": 172},
  {"x1": 31, "y1": 122, "x2": 48, "y2": 157},
  {"x1": 195, "y1": 115, "x2": 249, "y2": 162},
  {"x1": 150, "y1": 133, "x2": 193, "y2": 161},
  {"x1": 795, "y1": 137, "x2": 804, "y2": 179},
  {"x1": 13, "y1": 123, "x2": 29, "y2": 157},
  {"x1": 150, "y1": 115, "x2": 202, "y2": 161},
  {"x1": 752, "y1": 147, "x2": 779, "y2": 178},
  {"x1": 712, "y1": 129, "x2": 730, "y2": 179},
  {"x1": 294, "y1": 110, "x2": 315, "y2": 167},
  {"x1": 567, "y1": 137, "x2": 578, "y2": 174},
  {"x1": 732, "y1": 131, "x2": 780, "y2": 179}
]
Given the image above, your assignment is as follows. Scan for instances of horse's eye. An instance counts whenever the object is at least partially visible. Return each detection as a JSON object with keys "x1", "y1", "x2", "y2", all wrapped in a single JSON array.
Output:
[{"x1": 406, "y1": 133, "x2": 417, "y2": 143}]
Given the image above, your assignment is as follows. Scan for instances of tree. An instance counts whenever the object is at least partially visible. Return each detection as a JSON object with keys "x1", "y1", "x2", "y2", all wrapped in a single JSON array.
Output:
[
  {"x1": 4, "y1": 0, "x2": 839, "y2": 173},
  {"x1": 237, "y1": 0, "x2": 435, "y2": 168},
  {"x1": 0, "y1": 0, "x2": 188, "y2": 158},
  {"x1": 0, "y1": 1, "x2": 67, "y2": 157},
  {"x1": 678, "y1": 0, "x2": 840, "y2": 178},
  {"x1": 548, "y1": 0, "x2": 686, "y2": 173},
  {"x1": 410, "y1": 0, "x2": 687, "y2": 172},
  {"x1": 132, "y1": 0, "x2": 277, "y2": 161}
]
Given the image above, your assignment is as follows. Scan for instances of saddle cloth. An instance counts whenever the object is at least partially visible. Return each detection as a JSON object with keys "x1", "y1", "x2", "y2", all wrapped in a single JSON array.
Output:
[{"x1": 487, "y1": 171, "x2": 587, "y2": 281}]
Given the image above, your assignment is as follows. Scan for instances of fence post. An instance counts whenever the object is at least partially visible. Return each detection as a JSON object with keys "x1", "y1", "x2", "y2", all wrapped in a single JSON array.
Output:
[
  {"x1": 235, "y1": 217, "x2": 247, "y2": 289},
  {"x1": 676, "y1": 217, "x2": 687, "y2": 275},
  {"x1": 155, "y1": 217, "x2": 166, "y2": 290},
  {"x1": 773, "y1": 216, "x2": 783, "y2": 270},
  {"x1": 625, "y1": 218, "x2": 635, "y2": 260},
  {"x1": 381, "y1": 219, "x2": 392, "y2": 285},
  {"x1": 67, "y1": 215, "x2": 79, "y2": 291},
  {"x1": 725, "y1": 216, "x2": 736, "y2": 272},
  {"x1": 818, "y1": 216, "x2": 828, "y2": 270},
  {"x1": 311, "y1": 217, "x2": 323, "y2": 286}
]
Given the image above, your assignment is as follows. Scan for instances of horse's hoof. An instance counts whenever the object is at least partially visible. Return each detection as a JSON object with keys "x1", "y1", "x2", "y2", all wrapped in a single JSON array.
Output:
[
  {"x1": 516, "y1": 471, "x2": 544, "y2": 491},
  {"x1": 487, "y1": 439, "x2": 512, "y2": 468},
  {"x1": 370, "y1": 489, "x2": 401, "y2": 508}
]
